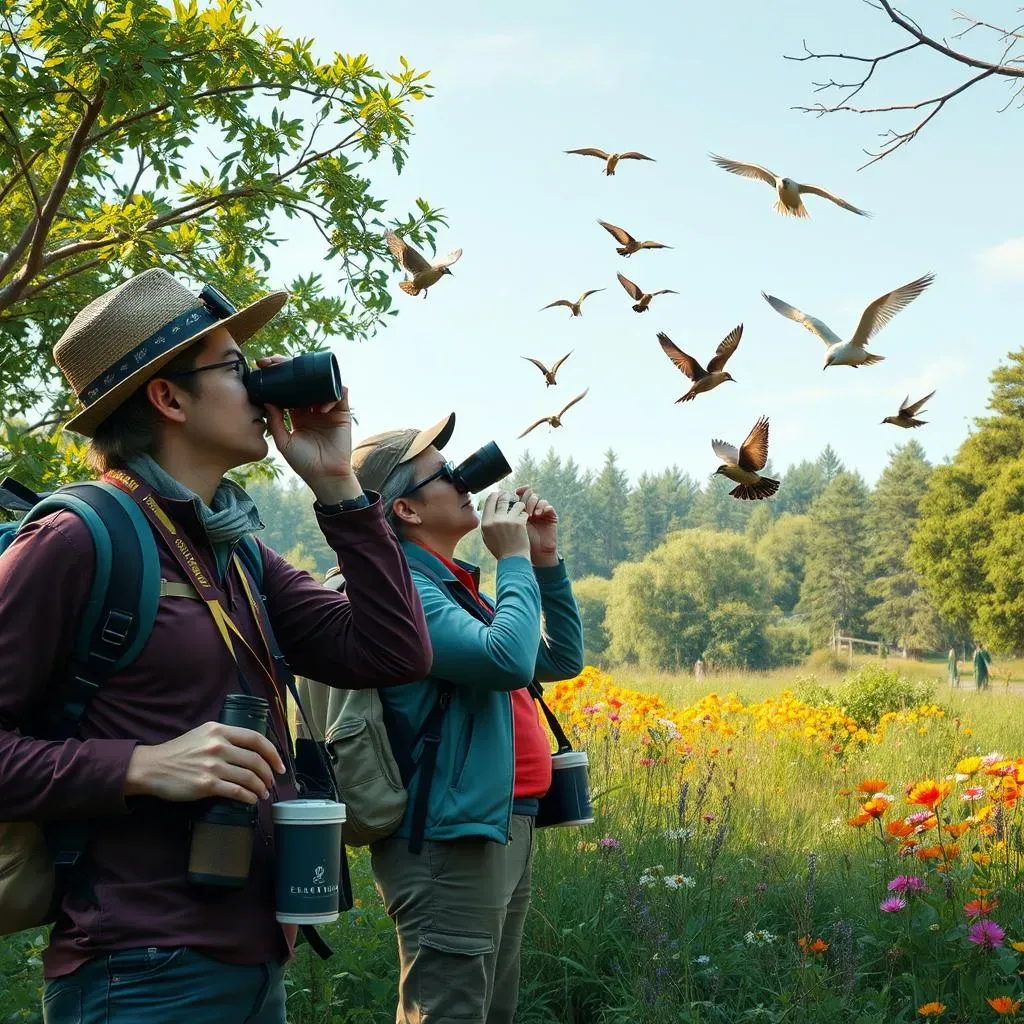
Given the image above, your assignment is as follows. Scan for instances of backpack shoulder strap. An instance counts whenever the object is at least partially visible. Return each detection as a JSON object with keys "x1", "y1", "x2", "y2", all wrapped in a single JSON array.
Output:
[
  {"x1": 236, "y1": 534, "x2": 264, "y2": 593},
  {"x1": 21, "y1": 481, "x2": 161, "y2": 736}
]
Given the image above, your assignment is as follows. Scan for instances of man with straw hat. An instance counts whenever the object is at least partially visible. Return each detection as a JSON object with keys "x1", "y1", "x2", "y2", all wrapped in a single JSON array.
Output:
[{"x1": 0, "y1": 269, "x2": 431, "y2": 1022}]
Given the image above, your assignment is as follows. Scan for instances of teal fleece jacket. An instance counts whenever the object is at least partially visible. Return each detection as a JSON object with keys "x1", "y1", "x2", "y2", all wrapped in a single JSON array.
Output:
[{"x1": 385, "y1": 542, "x2": 585, "y2": 844}]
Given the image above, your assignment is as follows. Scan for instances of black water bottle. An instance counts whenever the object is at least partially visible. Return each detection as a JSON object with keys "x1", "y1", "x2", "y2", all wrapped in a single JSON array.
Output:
[{"x1": 187, "y1": 694, "x2": 270, "y2": 889}]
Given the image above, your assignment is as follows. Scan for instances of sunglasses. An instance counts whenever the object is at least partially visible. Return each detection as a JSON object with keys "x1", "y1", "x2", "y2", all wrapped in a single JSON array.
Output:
[
  {"x1": 164, "y1": 355, "x2": 249, "y2": 382},
  {"x1": 401, "y1": 461, "x2": 469, "y2": 497}
]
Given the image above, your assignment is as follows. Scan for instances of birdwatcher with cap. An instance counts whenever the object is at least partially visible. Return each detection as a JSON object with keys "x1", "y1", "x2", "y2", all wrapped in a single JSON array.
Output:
[
  {"x1": 0, "y1": 268, "x2": 432, "y2": 1023},
  {"x1": 300, "y1": 415, "x2": 585, "y2": 1024}
]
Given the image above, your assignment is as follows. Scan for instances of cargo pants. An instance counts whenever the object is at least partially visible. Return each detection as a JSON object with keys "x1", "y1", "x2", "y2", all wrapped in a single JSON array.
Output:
[{"x1": 371, "y1": 814, "x2": 535, "y2": 1024}]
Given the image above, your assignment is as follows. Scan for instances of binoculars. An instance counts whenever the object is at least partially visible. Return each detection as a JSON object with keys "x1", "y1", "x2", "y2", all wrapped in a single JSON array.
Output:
[
  {"x1": 450, "y1": 442, "x2": 513, "y2": 494},
  {"x1": 245, "y1": 352, "x2": 343, "y2": 410}
]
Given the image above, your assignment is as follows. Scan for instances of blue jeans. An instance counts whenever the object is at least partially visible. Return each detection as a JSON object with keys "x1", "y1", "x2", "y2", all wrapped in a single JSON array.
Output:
[{"x1": 42, "y1": 947, "x2": 286, "y2": 1024}]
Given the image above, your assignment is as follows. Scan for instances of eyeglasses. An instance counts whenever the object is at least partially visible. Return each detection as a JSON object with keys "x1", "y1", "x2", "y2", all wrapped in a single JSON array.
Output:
[
  {"x1": 401, "y1": 461, "x2": 468, "y2": 497},
  {"x1": 164, "y1": 356, "x2": 249, "y2": 382}
]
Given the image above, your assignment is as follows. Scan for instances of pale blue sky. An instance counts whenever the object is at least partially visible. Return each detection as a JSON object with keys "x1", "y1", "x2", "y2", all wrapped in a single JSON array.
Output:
[{"x1": 255, "y1": 0, "x2": 1023, "y2": 487}]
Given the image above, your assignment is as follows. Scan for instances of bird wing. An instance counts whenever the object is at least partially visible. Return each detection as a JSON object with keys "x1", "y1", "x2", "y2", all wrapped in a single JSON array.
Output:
[
  {"x1": 657, "y1": 332, "x2": 706, "y2": 380},
  {"x1": 709, "y1": 154, "x2": 778, "y2": 186},
  {"x1": 706, "y1": 324, "x2": 743, "y2": 373},
  {"x1": 650, "y1": 289, "x2": 679, "y2": 297},
  {"x1": 618, "y1": 151, "x2": 655, "y2": 162},
  {"x1": 616, "y1": 272, "x2": 643, "y2": 300},
  {"x1": 762, "y1": 292, "x2": 841, "y2": 346},
  {"x1": 578, "y1": 288, "x2": 604, "y2": 304},
  {"x1": 431, "y1": 247, "x2": 463, "y2": 270},
  {"x1": 518, "y1": 418, "x2": 550, "y2": 438},
  {"x1": 737, "y1": 416, "x2": 770, "y2": 472},
  {"x1": 541, "y1": 299, "x2": 574, "y2": 311},
  {"x1": 599, "y1": 220, "x2": 635, "y2": 246},
  {"x1": 522, "y1": 356, "x2": 550, "y2": 375},
  {"x1": 901, "y1": 389, "x2": 936, "y2": 416},
  {"x1": 850, "y1": 273, "x2": 935, "y2": 348},
  {"x1": 798, "y1": 183, "x2": 870, "y2": 217},
  {"x1": 711, "y1": 439, "x2": 741, "y2": 466},
  {"x1": 551, "y1": 350, "x2": 573, "y2": 374},
  {"x1": 566, "y1": 148, "x2": 611, "y2": 160},
  {"x1": 385, "y1": 231, "x2": 431, "y2": 274},
  {"x1": 558, "y1": 388, "x2": 590, "y2": 419}
]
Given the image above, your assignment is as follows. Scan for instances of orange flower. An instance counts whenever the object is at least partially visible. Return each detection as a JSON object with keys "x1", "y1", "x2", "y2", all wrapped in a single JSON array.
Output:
[
  {"x1": 944, "y1": 822, "x2": 970, "y2": 839},
  {"x1": 856, "y1": 778, "x2": 888, "y2": 795},
  {"x1": 848, "y1": 812, "x2": 873, "y2": 828},
  {"x1": 987, "y1": 996, "x2": 1021, "y2": 1015},
  {"x1": 964, "y1": 897, "x2": 999, "y2": 918},
  {"x1": 908, "y1": 779, "x2": 953, "y2": 810},
  {"x1": 916, "y1": 844, "x2": 944, "y2": 860},
  {"x1": 798, "y1": 936, "x2": 829, "y2": 954},
  {"x1": 862, "y1": 795, "x2": 892, "y2": 819},
  {"x1": 1010, "y1": 941, "x2": 1024, "y2": 954},
  {"x1": 887, "y1": 819, "x2": 916, "y2": 838},
  {"x1": 917, "y1": 1003, "x2": 946, "y2": 1017},
  {"x1": 838, "y1": 787, "x2": 852, "y2": 796}
]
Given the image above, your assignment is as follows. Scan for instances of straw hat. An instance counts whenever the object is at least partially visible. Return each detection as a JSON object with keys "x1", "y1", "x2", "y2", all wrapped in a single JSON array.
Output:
[
  {"x1": 351, "y1": 413, "x2": 456, "y2": 492},
  {"x1": 54, "y1": 268, "x2": 288, "y2": 437}
]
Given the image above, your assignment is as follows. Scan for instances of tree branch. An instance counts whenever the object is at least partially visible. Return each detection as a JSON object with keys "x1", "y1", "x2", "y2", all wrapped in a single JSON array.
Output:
[
  {"x1": 16, "y1": 256, "x2": 105, "y2": 303},
  {"x1": 0, "y1": 112, "x2": 42, "y2": 214},
  {"x1": 0, "y1": 83, "x2": 107, "y2": 305}
]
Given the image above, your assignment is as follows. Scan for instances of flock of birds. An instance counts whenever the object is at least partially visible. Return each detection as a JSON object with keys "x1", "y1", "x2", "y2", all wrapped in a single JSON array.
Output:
[{"x1": 383, "y1": 149, "x2": 937, "y2": 501}]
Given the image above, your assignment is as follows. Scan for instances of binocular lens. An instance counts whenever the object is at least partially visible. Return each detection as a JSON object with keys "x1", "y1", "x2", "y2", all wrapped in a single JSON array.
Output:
[
  {"x1": 246, "y1": 352, "x2": 342, "y2": 409},
  {"x1": 455, "y1": 442, "x2": 512, "y2": 494}
]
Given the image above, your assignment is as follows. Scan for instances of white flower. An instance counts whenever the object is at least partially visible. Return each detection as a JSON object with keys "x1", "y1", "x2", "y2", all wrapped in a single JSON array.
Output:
[
  {"x1": 664, "y1": 826, "x2": 696, "y2": 841},
  {"x1": 693, "y1": 955, "x2": 711, "y2": 965},
  {"x1": 657, "y1": 717, "x2": 681, "y2": 739},
  {"x1": 664, "y1": 874, "x2": 696, "y2": 890},
  {"x1": 982, "y1": 751, "x2": 1005, "y2": 766},
  {"x1": 744, "y1": 929, "x2": 777, "y2": 946}
]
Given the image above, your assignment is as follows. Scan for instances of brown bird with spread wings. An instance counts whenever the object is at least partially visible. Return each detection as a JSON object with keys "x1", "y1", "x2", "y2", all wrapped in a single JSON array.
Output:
[
  {"x1": 522, "y1": 351, "x2": 573, "y2": 387},
  {"x1": 713, "y1": 416, "x2": 779, "y2": 501},
  {"x1": 540, "y1": 288, "x2": 604, "y2": 317},
  {"x1": 565, "y1": 148, "x2": 655, "y2": 175},
  {"x1": 385, "y1": 231, "x2": 463, "y2": 298},
  {"x1": 658, "y1": 326, "x2": 741, "y2": 402},
  {"x1": 598, "y1": 220, "x2": 671, "y2": 257},
  {"x1": 882, "y1": 390, "x2": 935, "y2": 428},
  {"x1": 518, "y1": 389, "x2": 589, "y2": 438},
  {"x1": 617, "y1": 272, "x2": 677, "y2": 313}
]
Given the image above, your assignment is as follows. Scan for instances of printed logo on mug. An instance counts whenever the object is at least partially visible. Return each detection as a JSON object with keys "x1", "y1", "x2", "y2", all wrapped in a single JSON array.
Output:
[{"x1": 272, "y1": 799, "x2": 347, "y2": 924}]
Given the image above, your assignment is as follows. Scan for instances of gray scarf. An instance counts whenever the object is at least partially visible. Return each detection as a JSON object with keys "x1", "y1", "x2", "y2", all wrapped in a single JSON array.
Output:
[{"x1": 126, "y1": 454, "x2": 264, "y2": 549}]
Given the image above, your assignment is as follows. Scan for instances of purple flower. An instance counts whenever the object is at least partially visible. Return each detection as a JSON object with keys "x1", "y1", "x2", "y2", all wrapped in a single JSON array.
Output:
[
  {"x1": 968, "y1": 919, "x2": 1005, "y2": 949},
  {"x1": 887, "y1": 875, "x2": 927, "y2": 893},
  {"x1": 906, "y1": 811, "x2": 932, "y2": 826},
  {"x1": 880, "y1": 897, "x2": 907, "y2": 913},
  {"x1": 598, "y1": 836, "x2": 621, "y2": 850}
]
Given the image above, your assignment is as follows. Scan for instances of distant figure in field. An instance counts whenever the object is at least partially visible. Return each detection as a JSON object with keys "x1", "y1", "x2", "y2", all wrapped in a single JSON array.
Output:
[
  {"x1": 947, "y1": 647, "x2": 959, "y2": 688},
  {"x1": 694, "y1": 657, "x2": 705, "y2": 682},
  {"x1": 973, "y1": 642, "x2": 991, "y2": 690}
]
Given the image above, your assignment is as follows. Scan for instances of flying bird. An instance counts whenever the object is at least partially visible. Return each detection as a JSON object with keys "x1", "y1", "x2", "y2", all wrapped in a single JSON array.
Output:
[
  {"x1": 762, "y1": 273, "x2": 935, "y2": 369},
  {"x1": 540, "y1": 288, "x2": 604, "y2": 317},
  {"x1": 709, "y1": 154, "x2": 870, "y2": 219},
  {"x1": 385, "y1": 231, "x2": 463, "y2": 298},
  {"x1": 712, "y1": 416, "x2": 780, "y2": 501},
  {"x1": 565, "y1": 148, "x2": 655, "y2": 175},
  {"x1": 617, "y1": 272, "x2": 677, "y2": 313},
  {"x1": 598, "y1": 220, "x2": 671, "y2": 257},
  {"x1": 883, "y1": 390, "x2": 935, "y2": 428},
  {"x1": 522, "y1": 351, "x2": 573, "y2": 387},
  {"x1": 518, "y1": 388, "x2": 590, "y2": 438},
  {"x1": 658, "y1": 326, "x2": 742, "y2": 403}
]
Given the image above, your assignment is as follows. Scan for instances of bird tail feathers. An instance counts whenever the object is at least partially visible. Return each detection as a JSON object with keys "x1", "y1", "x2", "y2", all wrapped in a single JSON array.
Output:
[
  {"x1": 399, "y1": 280, "x2": 420, "y2": 296},
  {"x1": 632, "y1": 302, "x2": 647, "y2": 313},
  {"x1": 616, "y1": 246, "x2": 630, "y2": 256},
  {"x1": 775, "y1": 199, "x2": 809, "y2": 219},
  {"x1": 862, "y1": 353, "x2": 885, "y2": 366},
  {"x1": 729, "y1": 477, "x2": 780, "y2": 501}
]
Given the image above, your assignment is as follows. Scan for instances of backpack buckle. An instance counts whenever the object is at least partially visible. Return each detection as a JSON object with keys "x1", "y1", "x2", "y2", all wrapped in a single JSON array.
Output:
[{"x1": 101, "y1": 609, "x2": 134, "y2": 647}]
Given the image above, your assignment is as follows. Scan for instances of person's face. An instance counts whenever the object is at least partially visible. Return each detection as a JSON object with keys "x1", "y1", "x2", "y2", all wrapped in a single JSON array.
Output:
[
  {"x1": 395, "y1": 446, "x2": 479, "y2": 540},
  {"x1": 153, "y1": 327, "x2": 268, "y2": 467}
]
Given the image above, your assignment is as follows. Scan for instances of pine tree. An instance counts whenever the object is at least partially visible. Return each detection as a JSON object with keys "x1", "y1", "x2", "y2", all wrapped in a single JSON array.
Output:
[
  {"x1": 756, "y1": 514, "x2": 812, "y2": 614},
  {"x1": 775, "y1": 460, "x2": 825, "y2": 515},
  {"x1": 687, "y1": 474, "x2": 752, "y2": 532},
  {"x1": 817, "y1": 445, "x2": 844, "y2": 485},
  {"x1": 589, "y1": 449, "x2": 631, "y2": 576},
  {"x1": 865, "y1": 441, "x2": 945, "y2": 652},
  {"x1": 623, "y1": 472, "x2": 669, "y2": 561},
  {"x1": 798, "y1": 471, "x2": 872, "y2": 644}
]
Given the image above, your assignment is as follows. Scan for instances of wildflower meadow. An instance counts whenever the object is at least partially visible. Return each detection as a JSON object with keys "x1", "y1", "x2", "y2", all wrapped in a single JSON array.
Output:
[{"x1": 3, "y1": 662, "x2": 1024, "y2": 1022}]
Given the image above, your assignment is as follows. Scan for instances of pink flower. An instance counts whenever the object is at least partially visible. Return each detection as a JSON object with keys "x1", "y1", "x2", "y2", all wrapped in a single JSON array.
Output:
[
  {"x1": 702, "y1": 813, "x2": 716, "y2": 823},
  {"x1": 598, "y1": 836, "x2": 621, "y2": 849},
  {"x1": 608, "y1": 713, "x2": 620, "y2": 723},
  {"x1": 906, "y1": 811, "x2": 933, "y2": 826},
  {"x1": 880, "y1": 897, "x2": 907, "y2": 913},
  {"x1": 638, "y1": 757, "x2": 655, "y2": 767},
  {"x1": 582, "y1": 704, "x2": 601, "y2": 715},
  {"x1": 968, "y1": 919, "x2": 1005, "y2": 949},
  {"x1": 888, "y1": 875, "x2": 927, "y2": 893},
  {"x1": 962, "y1": 786, "x2": 985, "y2": 801}
]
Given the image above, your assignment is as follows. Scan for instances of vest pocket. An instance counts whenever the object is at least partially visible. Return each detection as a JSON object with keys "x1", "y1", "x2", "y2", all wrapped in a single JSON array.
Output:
[{"x1": 451, "y1": 714, "x2": 476, "y2": 793}]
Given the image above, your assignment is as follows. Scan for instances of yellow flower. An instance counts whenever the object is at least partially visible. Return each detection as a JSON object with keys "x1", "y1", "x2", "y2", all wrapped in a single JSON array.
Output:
[
  {"x1": 917, "y1": 1002, "x2": 946, "y2": 1017},
  {"x1": 957, "y1": 756, "x2": 982, "y2": 775},
  {"x1": 1010, "y1": 941, "x2": 1024, "y2": 954}
]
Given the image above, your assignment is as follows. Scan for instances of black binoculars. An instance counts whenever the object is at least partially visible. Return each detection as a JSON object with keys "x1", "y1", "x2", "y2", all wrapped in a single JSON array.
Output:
[
  {"x1": 450, "y1": 442, "x2": 513, "y2": 494},
  {"x1": 245, "y1": 352, "x2": 343, "y2": 410}
]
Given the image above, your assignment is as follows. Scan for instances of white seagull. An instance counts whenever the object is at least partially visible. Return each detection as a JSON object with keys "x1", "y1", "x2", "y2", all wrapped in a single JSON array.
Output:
[
  {"x1": 710, "y1": 154, "x2": 870, "y2": 219},
  {"x1": 762, "y1": 273, "x2": 935, "y2": 370}
]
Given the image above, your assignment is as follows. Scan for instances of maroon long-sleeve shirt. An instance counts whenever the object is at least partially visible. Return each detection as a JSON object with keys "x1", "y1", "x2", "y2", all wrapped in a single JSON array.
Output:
[{"x1": 0, "y1": 490, "x2": 431, "y2": 978}]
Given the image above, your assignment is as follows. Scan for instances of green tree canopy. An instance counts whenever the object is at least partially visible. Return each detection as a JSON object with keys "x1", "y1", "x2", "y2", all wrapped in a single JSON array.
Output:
[{"x1": 1, "y1": 0, "x2": 444, "y2": 488}]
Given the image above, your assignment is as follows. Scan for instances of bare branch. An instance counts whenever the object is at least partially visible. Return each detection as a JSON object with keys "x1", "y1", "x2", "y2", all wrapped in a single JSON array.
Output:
[
  {"x1": 122, "y1": 148, "x2": 147, "y2": 205},
  {"x1": 16, "y1": 257, "x2": 105, "y2": 303},
  {"x1": 0, "y1": 112, "x2": 42, "y2": 214}
]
